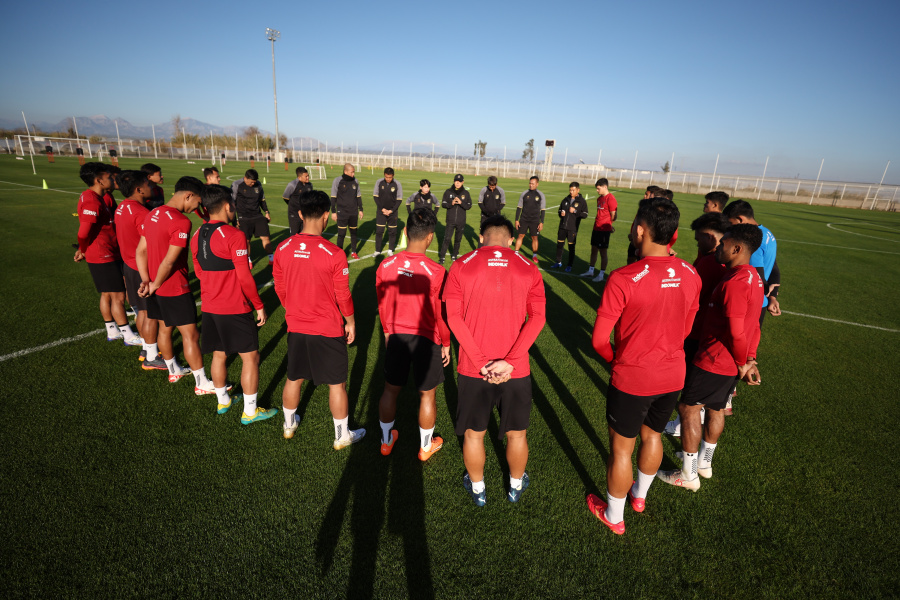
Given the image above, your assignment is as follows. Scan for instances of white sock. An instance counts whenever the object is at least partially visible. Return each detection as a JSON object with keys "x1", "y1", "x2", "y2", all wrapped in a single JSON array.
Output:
[
  {"x1": 334, "y1": 416, "x2": 349, "y2": 441},
  {"x1": 268, "y1": 253, "x2": 274, "y2": 261},
  {"x1": 243, "y1": 392, "x2": 258, "y2": 416},
  {"x1": 633, "y1": 469, "x2": 655, "y2": 499},
  {"x1": 419, "y1": 426, "x2": 434, "y2": 451},
  {"x1": 214, "y1": 386, "x2": 230, "y2": 404},
  {"x1": 605, "y1": 492, "x2": 626, "y2": 524},
  {"x1": 471, "y1": 479, "x2": 485, "y2": 494},
  {"x1": 380, "y1": 420, "x2": 394, "y2": 444},
  {"x1": 699, "y1": 440, "x2": 717, "y2": 468},
  {"x1": 510, "y1": 475, "x2": 523, "y2": 490},
  {"x1": 146, "y1": 343, "x2": 159, "y2": 362},
  {"x1": 164, "y1": 357, "x2": 178, "y2": 375},
  {"x1": 118, "y1": 323, "x2": 136, "y2": 337},
  {"x1": 192, "y1": 369, "x2": 211, "y2": 387},
  {"x1": 587, "y1": 266, "x2": 594, "y2": 274},
  {"x1": 283, "y1": 406, "x2": 297, "y2": 427},
  {"x1": 105, "y1": 321, "x2": 118, "y2": 337},
  {"x1": 683, "y1": 451, "x2": 699, "y2": 481}
]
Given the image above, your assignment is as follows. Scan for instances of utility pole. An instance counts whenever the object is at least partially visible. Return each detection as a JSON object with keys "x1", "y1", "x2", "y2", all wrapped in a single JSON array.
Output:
[{"x1": 266, "y1": 27, "x2": 281, "y2": 161}]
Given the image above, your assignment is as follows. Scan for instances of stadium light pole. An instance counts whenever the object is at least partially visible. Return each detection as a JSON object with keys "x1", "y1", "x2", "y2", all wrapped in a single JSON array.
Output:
[{"x1": 266, "y1": 27, "x2": 281, "y2": 160}]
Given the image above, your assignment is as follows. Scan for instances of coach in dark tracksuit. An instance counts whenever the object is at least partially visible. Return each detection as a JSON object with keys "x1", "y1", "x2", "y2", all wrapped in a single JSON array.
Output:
[
  {"x1": 283, "y1": 167, "x2": 313, "y2": 235},
  {"x1": 407, "y1": 179, "x2": 439, "y2": 214},
  {"x1": 231, "y1": 169, "x2": 273, "y2": 260},
  {"x1": 552, "y1": 181, "x2": 589, "y2": 271},
  {"x1": 330, "y1": 163, "x2": 364, "y2": 257},
  {"x1": 478, "y1": 175, "x2": 506, "y2": 224},
  {"x1": 373, "y1": 167, "x2": 403, "y2": 254},
  {"x1": 440, "y1": 174, "x2": 472, "y2": 264}
]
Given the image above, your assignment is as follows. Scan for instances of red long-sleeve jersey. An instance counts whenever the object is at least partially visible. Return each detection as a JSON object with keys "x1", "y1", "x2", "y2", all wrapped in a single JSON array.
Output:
[
  {"x1": 376, "y1": 251, "x2": 450, "y2": 346},
  {"x1": 190, "y1": 220, "x2": 263, "y2": 314}
]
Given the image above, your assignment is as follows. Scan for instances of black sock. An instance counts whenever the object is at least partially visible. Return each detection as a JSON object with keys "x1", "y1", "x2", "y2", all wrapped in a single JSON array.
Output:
[
  {"x1": 556, "y1": 241, "x2": 565, "y2": 262},
  {"x1": 568, "y1": 243, "x2": 576, "y2": 267}
]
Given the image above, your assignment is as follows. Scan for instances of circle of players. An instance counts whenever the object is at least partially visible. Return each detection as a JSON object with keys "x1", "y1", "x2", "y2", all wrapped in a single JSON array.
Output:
[{"x1": 74, "y1": 160, "x2": 780, "y2": 533}]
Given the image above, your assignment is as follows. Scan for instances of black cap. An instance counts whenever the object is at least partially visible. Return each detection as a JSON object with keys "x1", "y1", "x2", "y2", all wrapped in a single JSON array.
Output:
[{"x1": 453, "y1": 174, "x2": 464, "y2": 182}]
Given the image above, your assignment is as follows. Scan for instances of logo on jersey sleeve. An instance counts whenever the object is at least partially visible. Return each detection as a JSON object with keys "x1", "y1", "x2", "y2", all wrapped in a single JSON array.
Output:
[
  {"x1": 342, "y1": 268, "x2": 349, "y2": 275},
  {"x1": 236, "y1": 249, "x2": 247, "y2": 257},
  {"x1": 419, "y1": 261, "x2": 433, "y2": 276},
  {"x1": 318, "y1": 243, "x2": 334, "y2": 256},
  {"x1": 83, "y1": 209, "x2": 98, "y2": 216},
  {"x1": 632, "y1": 264, "x2": 650, "y2": 282},
  {"x1": 178, "y1": 232, "x2": 188, "y2": 239}
]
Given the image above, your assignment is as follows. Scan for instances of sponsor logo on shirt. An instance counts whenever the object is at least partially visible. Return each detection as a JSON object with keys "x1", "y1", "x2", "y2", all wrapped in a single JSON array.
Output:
[
  {"x1": 462, "y1": 250, "x2": 479, "y2": 264},
  {"x1": 236, "y1": 249, "x2": 247, "y2": 257},
  {"x1": 667, "y1": 268, "x2": 676, "y2": 278},
  {"x1": 178, "y1": 232, "x2": 188, "y2": 239},
  {"x1": 299, "y1": 243, "x2": 307, "y2": 251},
  {"x1": 382, "y1": 256, "x2": 397, "y2": 269},
  {"x1": 661, "y1": 267, "x2": 682, "y2": 288},
  {"x1": 83, "y1": 209, "x2": 97, "y2": 216},
  {"x1": 318, "y1": 243, "x2": 333, "y2": 256},
  {"x1": 632, "y1": 264, "x2": 650, "y2": 282},
  {"x1": 419, "y1": 261, "x2": 433, "y2": 276},
  {"x1": 488, "y1": 250, "x2": 508, "y2": 268},
  {"x1": 342, "y1": 268, "x2": 349, "y2": 275}
]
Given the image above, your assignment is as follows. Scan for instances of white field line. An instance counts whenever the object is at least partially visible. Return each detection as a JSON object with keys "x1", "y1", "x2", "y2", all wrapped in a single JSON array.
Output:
[
  {"x1": 780, "y1": 311, "x2": 900, "y2": 333},
  {"x1": 0, "y1": 179, "x2": 79, "y2": 194},
  {"x1": 826, "y1": 222, "x2": 899, "y2": 242},
  {"x1": 675, "y1": 225, "x2": 900, "y2": 256}
]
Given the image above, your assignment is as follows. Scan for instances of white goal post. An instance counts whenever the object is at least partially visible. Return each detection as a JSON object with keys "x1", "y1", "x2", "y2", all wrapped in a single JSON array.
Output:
[
  {"x1": 304, "y1": 165, "x2": 326, "y2": 180},
  {"x1": 15, "y1": 135, "x2": 91, "y2": 158}
]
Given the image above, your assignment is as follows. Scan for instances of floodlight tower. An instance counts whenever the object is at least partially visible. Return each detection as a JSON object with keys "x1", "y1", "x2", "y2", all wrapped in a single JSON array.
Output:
[
  {"x1": 266, "y1": 27, "x2": 281, "y2": 161},
  {"x1": 543, "y1": 139, "x2": 555, "y2": 180}
]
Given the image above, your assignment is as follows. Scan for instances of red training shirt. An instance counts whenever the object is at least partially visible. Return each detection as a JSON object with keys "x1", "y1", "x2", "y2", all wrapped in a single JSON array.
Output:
[
  {"x1": 593, "y1": 193, "x2": 617, "y2": 232},
  {"x1": 693, "y1": 264, "x2": 764, "y2": 376},
  {"x1": 272, "y1": 233, "x2": 354, "y2": 337},
  {"x1": 443, "y1": 246, "x2": 546, "y2": 379},
  {"x1": 190, "y1": 221, "x2": 263, "y2": 315},
  {"x1": 142, "y1": 205, "x2": 193, "y2": 297},
  {"x1": 597, "y1": 256, "x2": 701, "y2": 395},
  {"x1": 77, "y1": 189, "x2": 120, "y2": 263},
  {"x1": 376, "y1": 250, "x2": 450, "y2": 347},
  {"x1": 688, "y1": 253, "x2": 729, "y2": 341},
  {"x1": 114, "y1": 199, "x2": 150, "y2": 271}
]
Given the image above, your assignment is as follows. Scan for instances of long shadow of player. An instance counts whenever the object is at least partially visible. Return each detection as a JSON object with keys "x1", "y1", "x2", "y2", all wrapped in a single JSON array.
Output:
[{"x1": 314, "y1": 263, "x2": 435, "y2": 600}]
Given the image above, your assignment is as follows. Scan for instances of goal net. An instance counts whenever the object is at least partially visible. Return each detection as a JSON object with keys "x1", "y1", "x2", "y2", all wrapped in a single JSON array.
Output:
[
  {"x1": 15, "y1": 135, "x2": 91, "y2": 157},
  {"x1": 305, "y1": 165, "x2": 326, "y2": 180}
]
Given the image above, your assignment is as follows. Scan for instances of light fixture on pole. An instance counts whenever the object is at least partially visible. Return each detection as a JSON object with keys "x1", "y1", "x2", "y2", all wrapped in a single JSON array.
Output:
[{"x1": 266, "y1": 27, "x2": 281, "y2": 161}]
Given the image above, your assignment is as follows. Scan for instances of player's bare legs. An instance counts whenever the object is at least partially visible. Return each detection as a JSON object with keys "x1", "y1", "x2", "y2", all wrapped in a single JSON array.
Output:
[
  {"x1": 109, "y1": 291, "x2": 128, "y2": 325},
  {"x1": 259, "y1": 236, "x2": 273, "y2": 255},
  {"x1": 599, "y1": 248, "x2": 609, "y2": 272},
  {"x1": 703, "y1": 408, "x2": 725, "y2": 444},
  {"x1": 176, "y1": 323, "x2": 203, "y2": 371},
  {"x1": 607, "y1": 428, "x2": 637, "y2": 499},
  {"x1": 282, "y1": 378, "x2": 304, "y2": 412},
  {"x1": 678, "y1": 403, "x2": 704, "y2": 454},
  {"x1": 463, "y1": 429, "x2": 488, "y2": 484},
  {"x1": 142, "y1": 318, "x2": 159, "y2": 345},
  {"x1": 328, "y1": 382, "x2": 349, "y2": 419},
  {"x1": 588, "y1": 246, "x2": 599, "y2": 269},
  {"x1": 418, "y1": 388, "x2": 436, "y2": 430},
  {"x1": 506, "y1": 429, "x2": 528, "y2": 480},
  {"x1": 635, "y1": 424, "x2": 664, "y2": 479},
  {"x1": 157, "y1": 324, "x2": 175, "y2": 360},
  {"x1": 378, "y1": 383, "x2": 403, "y2": 424},
  {"x1": 514, "y1": 234, "x2": 526, "y2": 252},
  {"x1": 531, "y1": 235, "x2": 539, "y2": 255},
  {"x1": 210, "y1": 349, "x2": 259, "y2": 394},
  {"x1": 98, "y1": 292, "x2": 114, "y2": 322}
]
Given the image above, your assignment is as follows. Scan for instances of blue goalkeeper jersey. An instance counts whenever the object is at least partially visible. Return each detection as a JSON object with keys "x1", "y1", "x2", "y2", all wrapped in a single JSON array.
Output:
[{"x1": 750, "y1": 224, "x2": 777, "y2": 307}]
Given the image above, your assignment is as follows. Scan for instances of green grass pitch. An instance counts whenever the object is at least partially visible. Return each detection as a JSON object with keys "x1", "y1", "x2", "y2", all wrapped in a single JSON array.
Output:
[{"x1": 0, "y1": 155, "x2": 898, "y2": 598}]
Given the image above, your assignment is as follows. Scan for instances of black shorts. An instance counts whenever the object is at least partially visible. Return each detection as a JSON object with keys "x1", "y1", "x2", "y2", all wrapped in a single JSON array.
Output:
[
  {"x1": 627, "y1": 241, "x2": 637, "y2": 260},
  {"x1": 336, "y1": 212, "x2": 359, "y2": 229},
  {"x1": 239, "y1": 215, "x2": 270, "y2": 239},
  {"x1": 375, "y1": 211, "x2": 399, "y2": 227},
  {"x1": 759, "y1": 304, "x2": 767, "y2": 328},
  {"x1": 455, "y1": 374, "x2": 532, "y2": 439},
  {"x1": 87, "y1": 260, "x2": 125, "y2": 293},
  {"x1": 122, "y1": 264, "x2": 147, "y2": 312},
  {"x1": 680, "y1": 365, "x2": 737, "y2": 411},
  {"x1": 557, "y1": 228, "x2": 577, "y2": 244},
  {"x1": 384, "y1": 334, "x2": 445, "y2": 391},
  {"x1": 287, "y1": 332, "x2": 347, "y2": 385},
  {"x1": 201, "y1": 312, "x2": 259, "y2": 355},
  {"x1": 591, "y1": 230, "x2": 612, "y2": 249},
  {"x1": 683, "y1": 338, "x2": 700, "y2": 371},
  {"x1": 288, "y1": 215, "x2": 304, "y2": 236},
  {"x1": 146, "y1": 293, "x2": 196, "y2": 328},
  {"x1": 517, "y1": 220, "x2": 540, "y2": 237},
  {"x1": 606, "y1": 383, "x2": 681, "y2": 438}
]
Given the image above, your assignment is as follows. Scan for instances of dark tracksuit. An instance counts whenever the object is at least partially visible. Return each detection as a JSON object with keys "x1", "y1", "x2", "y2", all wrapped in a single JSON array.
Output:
[
  {"x1": 373, "y1": 177, "x2": 403, "y2": 252},
  {"x1": 515, "y1": 189, "x2": 547, "y2": 236},
  {"x1": 283, "y1": 179, "x2": 313, "y2": 235},
  {"x1": 556, "y1": 194, "x2": 588, "y2": 266},
  {"x1": 440, "y1": 185, "x2": 472, "y2": 261},
  {"x1": 330, "y1": 174, "x2": 363, "y2": 254}
]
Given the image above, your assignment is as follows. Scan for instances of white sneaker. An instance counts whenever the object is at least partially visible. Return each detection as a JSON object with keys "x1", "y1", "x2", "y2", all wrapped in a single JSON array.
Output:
[
  {"x1": 656, "y1": 469, "x2": 701, "y2": 491},
  {"x1": 194, "y1": 380, "x2": 216, "y2": 396},
  {"x1": 592, "y1": 271, "x2": 605, "y2": 282},
  {"x1": 283, "y1": 415, "x2": 299, "y2": 439},
  {"x1": 579, "y1": 269, "x2": 594, "y2": 277},
  {"x1": 333, "y1": 428, "x2": 366, "y2": 450},
  {"x1": 664, "y1": 418, "x2": 681, "y2": 437},
  {"x1": 122, "y1": 333, "x2": 143, "y2": 347},
  {"x1": 675, "y1": 451, "x2": 712, "y2": 479},
  {"x1": 385, "y1": 250, "x2": 393, "y2": 256},
  {"x1": 167, "y1": 364, "x2": 192, "y2": 383},
  {"x1": 106, "y1": 333, "x2": 124, "y2": 342}
]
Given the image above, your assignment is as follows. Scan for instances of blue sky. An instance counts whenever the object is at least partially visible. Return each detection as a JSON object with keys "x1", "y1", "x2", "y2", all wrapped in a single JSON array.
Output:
[{"x1": 2, "y1": 0, "x2": 898, "y2": 184}]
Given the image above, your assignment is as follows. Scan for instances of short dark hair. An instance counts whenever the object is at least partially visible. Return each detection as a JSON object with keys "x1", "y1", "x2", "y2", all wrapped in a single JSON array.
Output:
[
  {"x1": 487, "y1": 176, "x2": 498, "y2": 186},
  {"x1": 569, "y1": 181, "x2": 580, "y2": 189},
  {"x1": 530, "y1": 175, "x2": 539, "y2": 182},
  {"x1": 299, "y1": 190, "x2": 331, "y2": 220},
  {"x1": 244, "y1": 169, "x2": 259, "y2": 181},
  {"x1": 295, "y1": 166, "x2": 308, "y2": 176},
  {"x1": 635, "y1": 197, "x2": 680, "y2": 245},
  {"x1": 595, "y1": 178, "x2": 609, "y2": 187},
  {"x1": 201, "y1": 184, "x2": 233, "y2": 213},
  {"x1": 173, "y1": 176, "x2": 205, "y2": 196},
  {"x1": 79, "y1": 162, "x2": 111, "y2": 186},
  {"x1": 725, "y1": 223, "x2": 763, "y2": 255},
  {"x1": 722, "y1": 200, "x2": 755, "y2": 221},
  {"x1": 704, "y1": 191, "x2": 729, "y2": 209},
  {"x1": 646, "y1": 185, "x2": 662, "y2": 195},
  {"x1": 384, "y1": 167, "x2": 394, "y2": 176},
  {"x1": 117, "y1": 170, "x2": 149, "y2": 199},
  {"x1": 107, "y1": 165, "x2": 122, "y2": 175},
  {"x1": 480, "y1": 214, "x2": 515, "y2": 238},
  {"x1": 690, "y1": 212, "x2": 730, "y2": 234},
  {"x1": 202, "y1": 166, "x2": 219, "y2": 178},
  {"x1": 140, "y1": 163, "x2": 161, "y2": 176},
  {"x1": 407, "y1": 207, "x2": 437, "y2": 241},
  {"x1": 663, "y1": 189, "x2": 674, "y2": 200},
  {"x1": 419, "y1": 179, "x2": 431, "y2": 188}
]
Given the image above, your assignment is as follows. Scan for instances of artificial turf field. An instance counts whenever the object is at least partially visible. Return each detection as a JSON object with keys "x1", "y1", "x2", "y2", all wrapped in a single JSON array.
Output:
[{"x1": 1, "y1": 154, "x2": 898, "y2": 599}]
